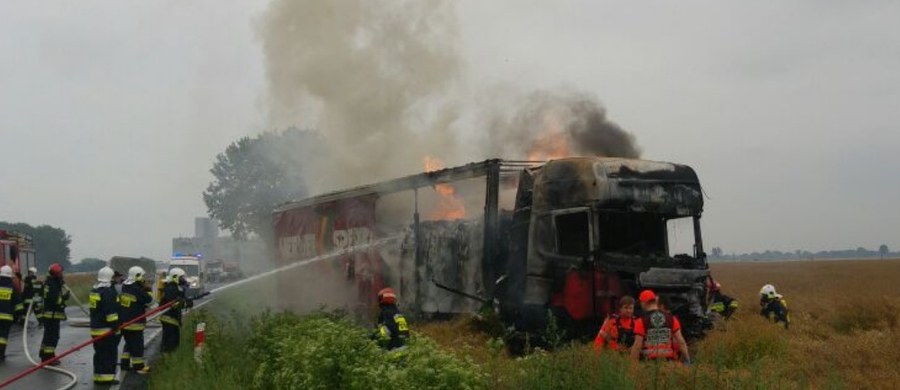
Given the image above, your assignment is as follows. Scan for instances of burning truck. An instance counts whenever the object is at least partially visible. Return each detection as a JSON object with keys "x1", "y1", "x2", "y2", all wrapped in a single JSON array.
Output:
[{"x1": 272, "y1": 157, "x2": 713, "y2": 341}]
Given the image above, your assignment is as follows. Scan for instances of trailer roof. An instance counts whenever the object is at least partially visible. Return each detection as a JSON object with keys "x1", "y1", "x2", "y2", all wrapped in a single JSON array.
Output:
[{"x1": 274, "y1": 159, "x2": 540, "y2": 212}]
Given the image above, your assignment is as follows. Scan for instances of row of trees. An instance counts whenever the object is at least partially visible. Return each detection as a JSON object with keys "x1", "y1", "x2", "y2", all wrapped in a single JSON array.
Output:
[
  {"x1": 709, "y1": 245, "x2": 895, "y2": 261},
  {"x1": 0, "y1": 221, "x2": 72, "y2": 271}
]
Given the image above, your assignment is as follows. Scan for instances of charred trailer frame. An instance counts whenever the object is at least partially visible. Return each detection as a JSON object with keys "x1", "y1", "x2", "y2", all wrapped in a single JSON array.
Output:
[
  {"x1": 272, "y1": 160, "x2": 530, "y2": 318},
  {"x1": 498, "y1": 158, "x2": 712, "y2": 339}
]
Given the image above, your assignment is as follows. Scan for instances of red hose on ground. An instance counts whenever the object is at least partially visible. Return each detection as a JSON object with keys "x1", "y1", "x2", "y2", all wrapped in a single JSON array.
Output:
[{"x1": 0, "y1": 300, "x2": 178, "y2": 388}]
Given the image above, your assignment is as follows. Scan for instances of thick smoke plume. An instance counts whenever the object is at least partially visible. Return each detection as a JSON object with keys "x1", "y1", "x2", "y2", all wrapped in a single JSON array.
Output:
[
  {"x1": 258, "y1": 0, "x2": 462, "y2": 192},
  {"x1": 258, "y1": 0, "x2": 640, "y2": 194}
]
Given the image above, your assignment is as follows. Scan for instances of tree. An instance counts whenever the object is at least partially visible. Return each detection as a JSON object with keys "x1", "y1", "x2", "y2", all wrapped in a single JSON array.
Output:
[
  {"x1": 0, "y1": 221, "x2": 72, "y2": 271},
  {"x1": 880, "y1": 244, "x2": 889, "y2": 260},
  {"x1": 203, "y1": 128, "x2": 324, "y2": 240},
  {"x1": 710, "y1": 247, "x2": 723, "y2": 258}
]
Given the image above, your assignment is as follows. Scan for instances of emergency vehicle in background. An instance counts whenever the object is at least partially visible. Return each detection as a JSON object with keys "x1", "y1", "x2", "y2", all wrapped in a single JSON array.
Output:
[
  {"x1": 0, "y1": 230, "x2": 36, "y2": 291},
  {"x1": 169, "y1": 255, "x2": 204, "y2": 296}
]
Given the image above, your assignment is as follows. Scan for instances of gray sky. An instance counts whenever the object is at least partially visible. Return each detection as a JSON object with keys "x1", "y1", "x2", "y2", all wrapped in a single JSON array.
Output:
[{"x1": 2, "y1": 1, "x2": 898, "y2": 262}]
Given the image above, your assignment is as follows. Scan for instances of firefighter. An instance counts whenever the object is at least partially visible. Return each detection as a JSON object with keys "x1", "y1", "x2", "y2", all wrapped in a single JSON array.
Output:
[
  {"x1": 709, "y1": 280, "x2": 739, "y2": 320},
  {"x1": 1, "y1": 265, "x2": 24, "y2": 360},
  {"x1": 90, "y1": 266, "x2": 120, "y2": 385},
  {"x1": 119, "y1": 266, "x2": 154, "y2": 373},
  {"x1": 630, "y1": 290, "x2": 691, "y2": 365},
  {"x1": 759, "y1": 284, "x2": 790, "y2": 329},
  {"x1": 372, "y1": 287, "x2": 409, "y2": 350},
  {"x1": 593, "y1": 296, "x2": 636, "y2": 352},
  {"x1": 40, "y1": 263, "x2": 69, "y2": 364},
  {"x1": 22, "y1": 267, "x2": 41, "y2": 313},
  {"x1": 160, "y1": 268, "x2": 192, "y2": 353}
]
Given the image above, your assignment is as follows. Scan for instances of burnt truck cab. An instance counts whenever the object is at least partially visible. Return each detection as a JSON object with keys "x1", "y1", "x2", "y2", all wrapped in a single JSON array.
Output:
[{"x1": 500, "y1": 157, "x2": 711, "y2": 339}]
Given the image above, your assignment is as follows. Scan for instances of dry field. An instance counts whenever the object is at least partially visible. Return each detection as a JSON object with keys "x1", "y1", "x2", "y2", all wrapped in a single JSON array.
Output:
[
  {"x1": 708, "y1": 258, "x2": 900, "y2": 389},
  {"x1": 417, "y1": 259, "x2": 900, "y2": 389}
]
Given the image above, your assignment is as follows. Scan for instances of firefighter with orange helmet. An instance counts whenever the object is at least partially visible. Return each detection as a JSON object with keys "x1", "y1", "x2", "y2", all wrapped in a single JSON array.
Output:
[
  {"x1": 40, "y1": 263, "x2": 69, "y2": 363},
  {"x1": 372, "y1": 287, "x2": 409, "y2": 350},
  {"x1": 630, "y1": 290, "x2": 691, "y2": 365}
]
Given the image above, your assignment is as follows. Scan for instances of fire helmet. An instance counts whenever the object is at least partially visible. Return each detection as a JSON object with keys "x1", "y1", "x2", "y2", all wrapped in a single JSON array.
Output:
[
  {"x1": 168, "y1": 267, "x2": 186, "y2": 282},
  {"x1": 377, "y1": 287, "x2": 397, "y2": 305},
  {"x1": 128, "y1": 266, "x2": 145, "y2": 281},
  {"x1": 0, "y1": 265, "x2": 12, "y2": 278},
  {"x1": 711, "y1": 280, "x2": 722, "y2": 292},
  {"x1": 97, "y1": 267, "x2": 115, "y2": 283},
  {"x1": 28, "y1": 267, "x2": 38, "y2": 274},
  {"x1": 759, "y1": 284, "x2": 781, "y2": 299},
  {"x1": 48, "y1": 263, "x2": 64, "y2": 277}
]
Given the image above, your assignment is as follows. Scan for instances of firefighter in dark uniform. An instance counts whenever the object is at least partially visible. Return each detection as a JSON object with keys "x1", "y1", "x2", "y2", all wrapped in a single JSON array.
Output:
[
  {"x1": 22, "y1": 266, "x2": 41, "y2": 317},
  {"x1": 709, "y1": 280, "x2": 740, "y2": 320},
  {"x1": 759, "y1": 284, "x2": 790, "y2": 329},
  {"x1": 40, "y1": 263, "x2": 69, "y2": 364},
  {"x1": 630, "y1": 290, "x2": 692, "y2": 365},
  {"x1": 119, "y1": 266, "x2": 154, "y2": 373},
  {"x1": 90, "y1": 266, "x2": 120, "y2": 385},
  {"x1": 0, "y1": 265, "x2": 24, "y2": 360},
  {"x1": 372, "y1": 287, "x2": 410, "y2": 350},
  {"x1": 160, "y1": 267, "x2": 192, "y2": 353}
]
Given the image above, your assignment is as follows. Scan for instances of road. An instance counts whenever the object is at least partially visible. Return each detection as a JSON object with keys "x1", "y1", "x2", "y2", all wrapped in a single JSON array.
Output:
[{"x1": 0, "y1": 294, "x2": 215, "y2": 390}]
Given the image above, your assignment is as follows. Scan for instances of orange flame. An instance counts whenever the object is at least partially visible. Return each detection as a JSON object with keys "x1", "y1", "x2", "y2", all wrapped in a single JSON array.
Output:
[
  {"x1": 527, "y1": 114, "x2": 571, "y2": 161},
  {"x1": 423, "y1": 156, "x2": 466, "y2": 220}
]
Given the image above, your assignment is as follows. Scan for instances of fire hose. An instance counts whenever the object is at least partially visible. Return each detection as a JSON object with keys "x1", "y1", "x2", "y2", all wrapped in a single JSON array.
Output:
[
  {"x1": 1, "y1": 298, "x2": 180, "y2": 388},
  {"x1": 18, "y1": 300, "x2": 78, "y2": 390}
]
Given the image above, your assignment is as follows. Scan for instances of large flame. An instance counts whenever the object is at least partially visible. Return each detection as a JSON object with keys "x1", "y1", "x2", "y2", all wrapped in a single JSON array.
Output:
[
  {"x1": 527, "y1": 113, "x2": 571, "y2": 161},
  {"x1": 423, "y1": 156, "x2": 466, "y2": 220}
]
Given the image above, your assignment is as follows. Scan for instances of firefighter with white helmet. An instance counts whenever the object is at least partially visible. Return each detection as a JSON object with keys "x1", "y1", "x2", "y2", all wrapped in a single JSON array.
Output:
[
  {"x1": 759, "y1": 284, "x2": 790, "y2": 329},
  {"x1": 90, "y1": 266, "x2": 120, "y2": 384},
  {"x1": 160, "y1": 267, "x2": 193, "y2": 353},
  {"x1": 119, "y1": 266, "x2": 154, "y2": 373},
  {"x1": 0, "y1": 265, "x2": 24, "y2": 360}
]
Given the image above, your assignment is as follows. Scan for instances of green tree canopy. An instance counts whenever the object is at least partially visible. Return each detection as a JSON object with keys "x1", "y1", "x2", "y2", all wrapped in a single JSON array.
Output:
[
  {"x1": 69, "y1": 257, "x2": 106, "y2": 273},
  {"x1": 203, "y1": 128, "x2": 323, "y2": 240},
  {"x1": 0, "y1": 221, "x2": 72, "y2": 271}
]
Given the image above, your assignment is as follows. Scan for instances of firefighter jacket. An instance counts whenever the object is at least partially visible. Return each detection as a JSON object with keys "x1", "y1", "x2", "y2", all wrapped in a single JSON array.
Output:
[
  {"x1": 374, "y1": 304, "x2": 409, "y2": 350},
  {"x1": 633, "y1": 310, "x2": 681, "y2": 360},
  {"x1": 0, "y1": 277, "x2": 24, "y2": 322},
  {"x1": 710, "y1": 292, "x2": 739, "y2": 318},
  {"x1": 118, "y1": 281, "x2": 154, "y2": 331},
  {"x1": 23, "y1": 275, "x2": 42, "y2": 304},
  {"x1": 89, "y1": 284, "x2": 120, "y2": 337},
  {"x1": 160, "y1": 281, "x2": 191, "y2": 327},
  {"x1": 760, "y1": 297, "x2": 790, "y2": 329},
  {"x1": 42, "y1": 276, "x2": 69, "y2": 320}
]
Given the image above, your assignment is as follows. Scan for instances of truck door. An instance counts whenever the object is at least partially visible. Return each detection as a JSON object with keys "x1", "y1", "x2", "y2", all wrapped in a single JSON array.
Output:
[{"x1": 547, "y1": 207, "x2": 595, "y2": 321}]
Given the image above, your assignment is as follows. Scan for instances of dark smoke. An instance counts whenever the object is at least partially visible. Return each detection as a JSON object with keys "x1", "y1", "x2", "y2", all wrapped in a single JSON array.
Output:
[{"x1": 483, "y1": 90, "x2": 641, "y2": 160}]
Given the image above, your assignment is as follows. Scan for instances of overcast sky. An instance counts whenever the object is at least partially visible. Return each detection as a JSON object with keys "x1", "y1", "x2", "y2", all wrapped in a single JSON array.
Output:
[{"x1": 1, "y1": 1, "x2": 898, "y2": 262}]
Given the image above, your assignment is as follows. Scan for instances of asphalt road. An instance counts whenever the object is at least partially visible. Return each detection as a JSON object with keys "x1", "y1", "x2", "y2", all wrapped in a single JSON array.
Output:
[{"x1": 1, "y1": 294, "x2": 215, "y2": 390}]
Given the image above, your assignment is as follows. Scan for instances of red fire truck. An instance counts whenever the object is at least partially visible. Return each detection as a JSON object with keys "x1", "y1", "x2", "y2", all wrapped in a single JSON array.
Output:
[{"x1": 0, "y1": 230, "x2": 36, "y2": 291}]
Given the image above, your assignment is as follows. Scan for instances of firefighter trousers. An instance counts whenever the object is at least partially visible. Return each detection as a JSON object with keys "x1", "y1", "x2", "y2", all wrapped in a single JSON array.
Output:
[
  {"x1": 121, "y1": 328, "x2": 146, "y2": 370},
  {"x1": 40, "y1": 319, "x2": 61, "y2": 360},
  {"x1": 161, "y1": 322, "x2": 180, "y2": 353},
  {"x1": 92, "y1": 331, "x2": 119, "y2": 383},
  {"x1": 0, "y1": 320, "x2": 11, "y2": 357}
]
